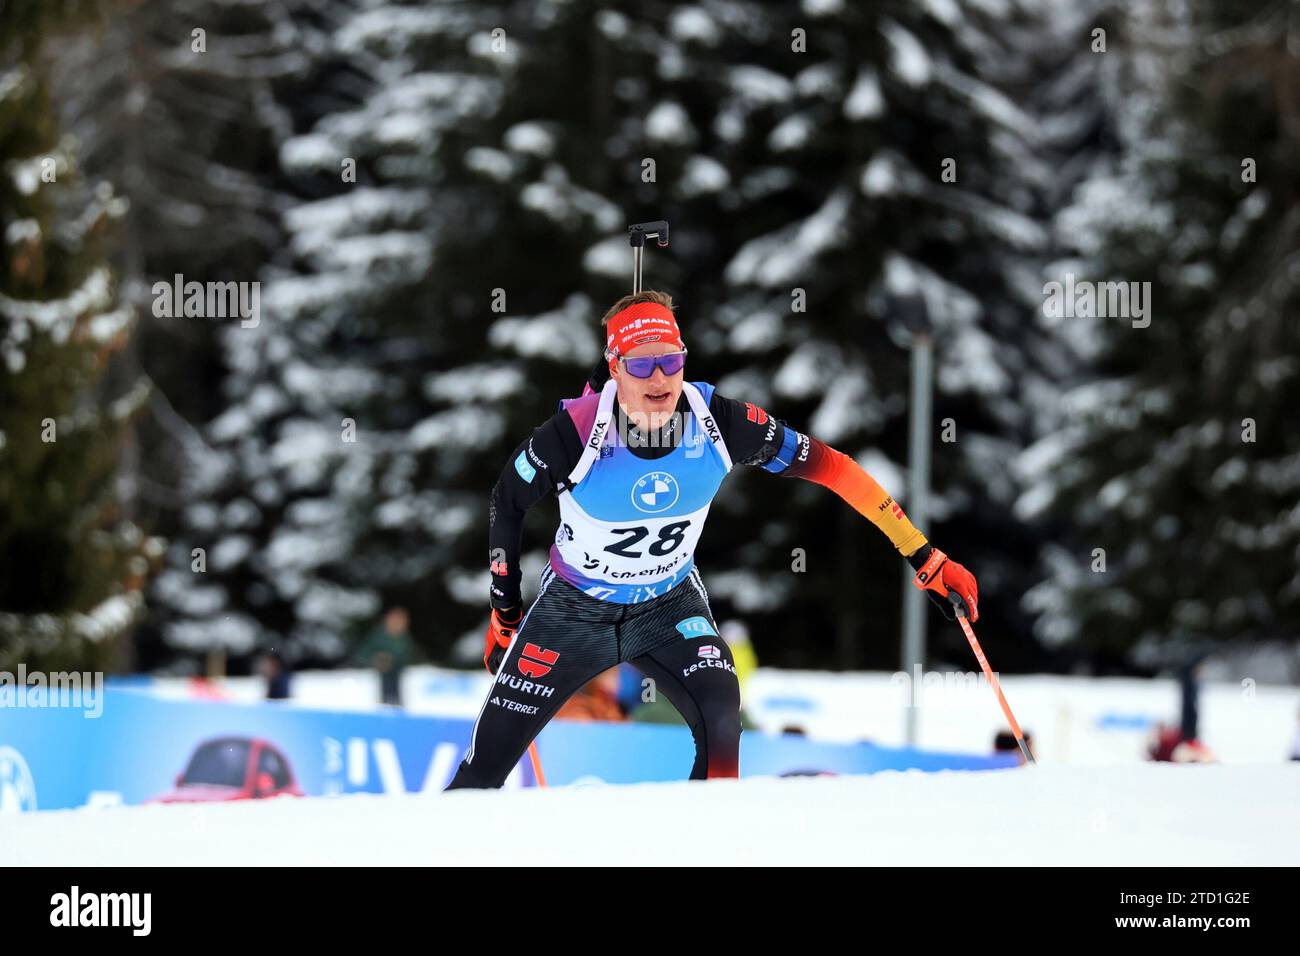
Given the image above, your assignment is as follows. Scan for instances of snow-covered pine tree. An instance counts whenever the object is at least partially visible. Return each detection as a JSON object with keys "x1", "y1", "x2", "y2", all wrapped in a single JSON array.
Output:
[
  {"x1": 654, "y1": 0, "x2": 1059, "y2": 669},
  {"x1": 156, "y1": 1, "x2": 531, "y2": 665},
  {"x1": 0, "y1": 0, "x2": 152, "y2": 672},
  {"x1": 48, "y1": 0, "x2": 310, "y2": 670},
  {"x1": 1020, "y1": 0, "x2": 1300, "y2": 667}
]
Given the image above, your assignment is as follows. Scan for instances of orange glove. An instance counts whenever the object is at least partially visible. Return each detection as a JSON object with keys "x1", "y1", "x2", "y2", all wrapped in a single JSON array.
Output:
[
  {"x1": 483, "y1": 606, "x2": 523, "y2": 674},
  {"x1": 910, "y1": 546, "x2": 979, "y2": 622}
]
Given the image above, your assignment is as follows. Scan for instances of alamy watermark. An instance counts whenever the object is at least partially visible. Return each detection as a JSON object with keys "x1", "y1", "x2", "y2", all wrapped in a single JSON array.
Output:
[
  {"x1": 50, "y1": 886, "x2": 151, "y2": 936},
  {"x1": 890, "y1": 665, "x2": 998, "y2": 709},
  {"x1": 1043, "y1": 273, "x2": 1151, "y2": 328},
  {"x1": 603, "y1": 411, "x2": 712, "y2": 458},
  {"x1": 0, "y1": 666, "x2": 104, "y2": 718},
  {"x1": 151, "y1": 273, "x2": 260, "y2": 328}
]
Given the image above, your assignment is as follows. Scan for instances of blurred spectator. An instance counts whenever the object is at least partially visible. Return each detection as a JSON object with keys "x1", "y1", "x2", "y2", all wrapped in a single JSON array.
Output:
[
  {"x1": 261, "y1": 651, "x2": 291, "y2": 700},
  {"x1": 993, "y1": 729, "x2": 1035, "y2": 766},
  {"x1": 1179, "y1": 654, "x2": 1208, "y2": 742},
  {"x1": 1148, "y1": 656, "x2": 1217, "y2": 763},
  {"x1": 720, "y1": 620, "x2": 758, "y2": 688},
  {"x1": 555, "y1": 669, "x2": 624, "y2": 722},
  {"x1": 1147, "y1": 722, "x2": 1216, "y2": 763},
  {"x1": 187, "y1": 676, "x2": 226, "y2": 700},
  {"x1": 354, "y1": 607, "x2": 415, "y2": 707}
]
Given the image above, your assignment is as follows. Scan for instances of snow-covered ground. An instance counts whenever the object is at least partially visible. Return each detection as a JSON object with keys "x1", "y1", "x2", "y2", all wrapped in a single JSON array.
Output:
[
  {"x1": 149, "y1": 666, "x2": 1300, "y2": 765},
  {"x1": 6, "y1": 765, "x2": 1297, "y2": 865}
]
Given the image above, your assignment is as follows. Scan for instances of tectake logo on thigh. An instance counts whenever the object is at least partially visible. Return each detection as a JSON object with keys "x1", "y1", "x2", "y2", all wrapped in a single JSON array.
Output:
[{"x1": 681, "y1": 656, "x2": 736, "y2": 678}]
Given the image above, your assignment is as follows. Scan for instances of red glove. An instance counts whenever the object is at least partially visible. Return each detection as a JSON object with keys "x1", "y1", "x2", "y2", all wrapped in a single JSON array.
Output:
[
  {"x1": 910, "y1": 547, "x2": 979, "y2": 622},
  {"x1": 483, "y1": 606, "x2": 523, "y2": 674}
]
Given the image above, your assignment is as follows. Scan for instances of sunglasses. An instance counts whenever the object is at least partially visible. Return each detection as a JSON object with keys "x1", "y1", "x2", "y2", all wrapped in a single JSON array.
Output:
[{"x1": 619, "y1": 349, "x2": 688, "y2": 379}]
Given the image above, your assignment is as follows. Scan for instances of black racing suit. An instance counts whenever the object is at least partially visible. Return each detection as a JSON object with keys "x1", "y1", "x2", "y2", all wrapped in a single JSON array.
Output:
[{"x1": 447, "y1": 362, "x2": 915, "y2": 789}]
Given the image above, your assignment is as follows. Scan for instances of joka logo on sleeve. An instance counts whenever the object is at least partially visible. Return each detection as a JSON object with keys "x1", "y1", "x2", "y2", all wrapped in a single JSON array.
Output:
[{"x1": 517, "y1": 643, "x2": 560, "y2": 679}]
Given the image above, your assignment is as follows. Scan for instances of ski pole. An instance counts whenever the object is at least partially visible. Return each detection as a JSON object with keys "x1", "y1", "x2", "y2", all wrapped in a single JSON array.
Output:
[
  {"x1": 526, "y1": 740, "x2": 547, "y2": 787},
  {"x1": 950, "y1": 596, "x2": 1035, "y2": 765}
]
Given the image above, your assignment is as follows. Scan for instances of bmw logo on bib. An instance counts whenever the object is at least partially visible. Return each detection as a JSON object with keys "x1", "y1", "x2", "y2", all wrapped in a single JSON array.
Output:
[{"x1": 632, "y1": 471, "x2": 680, "y2": 514}]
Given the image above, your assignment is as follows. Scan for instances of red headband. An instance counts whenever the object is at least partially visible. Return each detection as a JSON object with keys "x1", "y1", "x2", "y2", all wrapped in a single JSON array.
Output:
[{"x1": 605, "y1": 303, "x2": 684, "y2": 373}]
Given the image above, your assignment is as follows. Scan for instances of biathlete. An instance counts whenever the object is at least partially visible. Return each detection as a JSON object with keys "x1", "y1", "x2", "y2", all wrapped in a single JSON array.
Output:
[{"x1": 446, "y1": 291, "x2": 979, "y2": 788}]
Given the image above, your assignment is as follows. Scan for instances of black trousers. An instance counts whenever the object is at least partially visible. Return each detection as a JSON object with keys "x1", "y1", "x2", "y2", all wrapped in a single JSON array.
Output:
[{"x1": 447, "y1": 565, "x2": 742, "y2": 788}]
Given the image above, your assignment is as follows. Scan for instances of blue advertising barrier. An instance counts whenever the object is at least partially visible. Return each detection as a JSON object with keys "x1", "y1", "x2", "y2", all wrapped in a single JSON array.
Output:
[{"x1": 0, "y1": 689, "x2": 1017, "y2": 812}]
